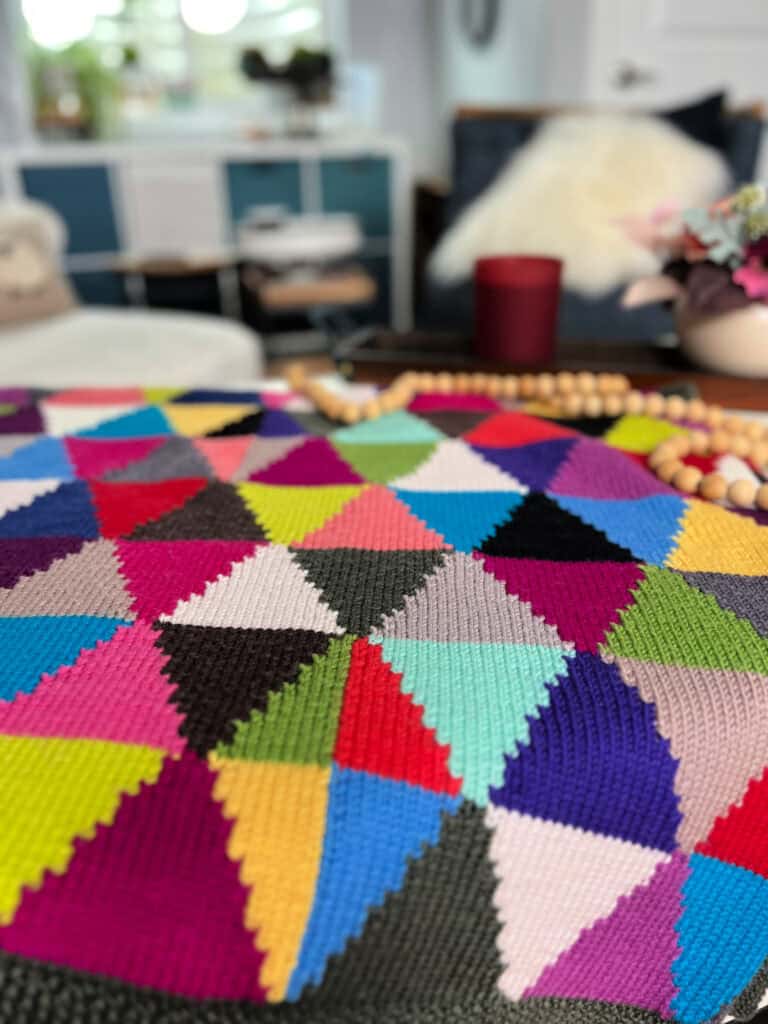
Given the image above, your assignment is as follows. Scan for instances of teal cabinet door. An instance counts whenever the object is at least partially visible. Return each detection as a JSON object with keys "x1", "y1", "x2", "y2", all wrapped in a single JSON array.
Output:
[
  {"x1": 225, "y1": 161, "x2": 302, "y2": 228},
  {"x1": 321, "y1": 158, "x2": 391, "y2": 238},
  {"x1": 21, "y1": 165, "x2": 120, "y2": 255},
  {"x1": 69, "y1": 270, "x2": 127, "y2": 306}
]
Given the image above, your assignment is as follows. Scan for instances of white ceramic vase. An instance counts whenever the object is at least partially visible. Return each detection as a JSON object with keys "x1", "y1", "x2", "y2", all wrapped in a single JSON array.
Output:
[{"x1": 676, "y1": 299, "x2": 768, "y2": 377}]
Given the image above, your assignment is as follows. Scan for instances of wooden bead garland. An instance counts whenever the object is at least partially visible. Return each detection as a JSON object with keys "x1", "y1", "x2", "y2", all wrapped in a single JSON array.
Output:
[{"x1": 284, "y1": 362, "x2": 768, "y2": 510}]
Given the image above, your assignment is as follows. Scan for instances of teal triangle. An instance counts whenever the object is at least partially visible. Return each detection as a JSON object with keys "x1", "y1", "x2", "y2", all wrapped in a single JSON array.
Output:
[
  {"x1": 672, "y1": 853, "x2": 768, "y2": 1024},
  {"x1": 0, "y1": 615, "x2": 131, "y2": 700},
  {"x1": 395, "y1": 490, "x2": 525, "y2": 553},
  {"x1": 78, "y1": 407, "x2": 173, "y2": 439},
  {"x1": 288, "y1": 765, "x2": 459, "y2": 999},
  {"x1": 0, "y1": 437, "x2": 74, "y2": 481},
  {"x1": 332, "y1": 411, "x2": 446, "y2": 445},
  {"x1": 375, "y1": 637, "x2": 573, "y2": 804},
  {"x1": 551, "y1": 494, "x2": 687, "y2": 566}
]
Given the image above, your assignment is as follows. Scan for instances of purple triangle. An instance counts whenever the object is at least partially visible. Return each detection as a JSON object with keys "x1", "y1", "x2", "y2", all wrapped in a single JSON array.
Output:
[
  {"x1": 0, "y1": 389, "x2": 32, "y2": 405},
  {"x1": 0, "y1": 537, "x2": 86, "y2": 589},
  {"x1": 549, "y1": 438, "x2": 676, "y2": 499},
  {"x1": 0, "y1": 406, "x2": 44, "y2": 434},
  {"x1": 0, "y1": 753, "x2": 266, "y2": 1002},
  {"x1": 490, "y1": 651, "x2": 681, "y2": 851},
  {"x1": 258, "y1": 409, "x2": 306, "y2": 438},
  {"x1": 473, "y1": 439, "x2": 576, "y2": 490},
  {"x1": 527, "y1": 853, "x2": 688, "y2": 1017},
  {"x1": 251, "y1": 437, "x2": 364, "y2": 485}
]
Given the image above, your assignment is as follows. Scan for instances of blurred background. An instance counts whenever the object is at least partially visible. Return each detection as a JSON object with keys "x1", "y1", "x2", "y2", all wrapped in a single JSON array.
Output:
[{"x1": 0, "y1": 0, "x2": 767, "y2": 381}]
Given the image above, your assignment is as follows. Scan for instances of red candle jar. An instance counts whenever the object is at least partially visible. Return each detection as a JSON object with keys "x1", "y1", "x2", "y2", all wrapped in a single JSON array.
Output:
[{"x1": 473, "y1": 255, "x2": 562, "y2": 365}]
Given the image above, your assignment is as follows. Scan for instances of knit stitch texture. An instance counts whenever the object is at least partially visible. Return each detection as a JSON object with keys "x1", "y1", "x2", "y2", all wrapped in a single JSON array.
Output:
[{"x1": 0, "y1": 386, "x2": 766, "y2": 1024}]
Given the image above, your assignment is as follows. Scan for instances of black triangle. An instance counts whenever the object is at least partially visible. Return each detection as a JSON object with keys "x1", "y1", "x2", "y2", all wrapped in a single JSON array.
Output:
[
  {"x1": 291, "y1": 548, "x2": 446, "y2": 634},
  {"x1": 549, "y1": 414, "x2": 621, "y2": 438},
  {"x1": 480, "y1": 491, "x2": 635, "y2": 562},
  {"x1": 206, "y1": 411, "x2": 264, "y2": 437},
  {"x1": 305, "y1": 803, "x2": 501, "y2": 1006},
  {"x1": 415, "y1": 410, "x2": 490, "y2": 438},
  {"x1": 155, "y1": 623, "x2": 332, "y2": 754},
  {"x1": 129, "y1": 482, "x2": 265, "y2": 540}
]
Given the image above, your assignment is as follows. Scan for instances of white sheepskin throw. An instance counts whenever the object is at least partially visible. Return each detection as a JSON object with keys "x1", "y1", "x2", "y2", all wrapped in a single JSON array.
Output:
[{"x1": 429, "y1": 113, "x2": 730, "y2": 296}]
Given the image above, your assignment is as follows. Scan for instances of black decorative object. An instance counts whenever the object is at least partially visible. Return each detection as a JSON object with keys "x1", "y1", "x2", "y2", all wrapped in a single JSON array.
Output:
[
  {"x1": 240, "y1": 48, "x2": 333, "y2": 103},
  {"x1": 460, "y1": 0, "x2": 500, "y2": 48}
]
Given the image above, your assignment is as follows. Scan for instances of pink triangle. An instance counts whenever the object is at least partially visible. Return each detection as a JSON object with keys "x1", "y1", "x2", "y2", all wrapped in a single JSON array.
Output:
[
  {"x1": 0, "y1": 753, "x2": 266, "y2": 1001},
  {"x1": 251, "y1": 437, "x2": 364, "y2": 485},
  {"x1": 478, "y1": 555, "x2": 645, "y2": 651},
  {"x1": 0, "y1": 620, "x2": 185, "y2": 753},
  {"x1": 65, "y1": 437, "x2": 166, "y2": 480},
  {"x1": 296, "y1": 485, "x2": 450, "y2": 550},
  {"x1": 193, "y1": 437, "x2": 252, "y2": 481},
  {"x1": 526, "y1": 852, "x2": 688, "y2": 1017},
  {"x1": 549, "y1": 438, "x2": 677, "y2": 499},
  {"x1": 116, "y1": 539, "x2": 260, "y2": 620}
]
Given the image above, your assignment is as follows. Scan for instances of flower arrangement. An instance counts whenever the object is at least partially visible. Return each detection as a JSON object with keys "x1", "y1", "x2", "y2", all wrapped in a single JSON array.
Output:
[{"x1": 623, "y1": 183, "x2": 768, "y2": 315}]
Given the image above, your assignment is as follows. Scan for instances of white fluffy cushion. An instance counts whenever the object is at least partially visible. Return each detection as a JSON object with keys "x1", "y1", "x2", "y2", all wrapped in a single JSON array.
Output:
[{"x1": 430, "y1": 113, "x2": 730, "y2": 296}]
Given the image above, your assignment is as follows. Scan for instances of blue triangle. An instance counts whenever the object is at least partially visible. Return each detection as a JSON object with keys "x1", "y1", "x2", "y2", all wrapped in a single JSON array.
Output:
[
  {"x1": 78, "y1": 406, "x2": 172, "y2": 439},
  {"x1": 288, "y1": 766, "x2": 459, "y2": 998},
  {"x1": 394, "y1": 490, "x2": 525, "y2": 552},
  {"x1": 0, "y1": 437, "x2": 74, "y2": 481},
  {"x1": 490, "y1": 651, "x2": 680, "y2": 850},
  {"x1": 258, "y1": 409, "x2": 307, "y2": 438},
  {"x1": 473, "y1": 439, "x2": 576, "y2": 491},
  {"x1": 0, "y1": 481, "x2": 98, "y2": 538},
  {"x1": 0, "y1": 615, "x2": 130, "y2": 700},
  {"x1": 672, "y1": 853, "x2": 768, "y2": 1023},
  {"x1": 170, "y1": 389, "x2": 262, "y2": 404},
  {"x1": 551, "y1": 494, "x2": 687, "y2": 566}
]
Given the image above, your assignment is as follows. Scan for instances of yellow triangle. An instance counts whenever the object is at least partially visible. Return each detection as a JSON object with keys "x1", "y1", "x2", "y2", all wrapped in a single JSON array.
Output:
[
  {"x1": 211, "y1": 757, "x2": 330, "y2": 1001},
  {"x1": 161, "y1": 404, "x2": 258, "y2": 438},
  {"x1": 0, "y1": 735, "x2": 165, "y2": 923},
  {"x1": 667, "y1": 498, "x2": 768, "y2": 576},
  {"x1": 603, "y1": 414, "x2": 685, "y2": 454},
  {"x1": 237, "y1": 482, "x2": 366, "y2": 544}
]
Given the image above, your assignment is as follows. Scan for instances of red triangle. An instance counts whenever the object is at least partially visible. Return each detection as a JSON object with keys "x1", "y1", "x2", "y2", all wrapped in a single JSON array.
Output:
[
  {"x1": 116, "y1": 539, "x2": 261, "y2": 620},
  {"x1": 65, "y1": 437, "x2": 165, "y2": 480},
  {"x1": 89, "y1": 479, "x2": 208, "y2": 538},
  {"x1": 463, "y1": 411, "x2": 577, "y2": 448},
  {"x1": 0, "y1": 620, "x2": 184, "y2": 753},
  {"x1": 478, "y1": 555, "x2": 645, "y2": 651},
  {"x1": 334, "y1": 638, "x2": 461, "y2": 795},
  {"x1": 696, "y1": 766, "x2": 768, "y2": 878},
  {"x1": 296, "y1": 485, "x2": 449, "y2": 550},
  {"x1": 192, "y1": 437, "x2": 251, "y2": 481},
  {"x1": 0, "y1": 753, "x2": 266, "y2": 1001}
]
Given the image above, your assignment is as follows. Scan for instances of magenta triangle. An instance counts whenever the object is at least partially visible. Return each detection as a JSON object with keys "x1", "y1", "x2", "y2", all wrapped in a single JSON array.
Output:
[
  {"x1": 526, "y1": 852, "x2": 688, "y2": 1017},
  {"x1": 549, "y1": 438, "x2": 676, "y2": 500},
  {"x1": 0, "y1": 753, "x2": 266, "y2": 1001},
  {"x1": 249, "y1": 437, "x2": 364, "y2": 485}
]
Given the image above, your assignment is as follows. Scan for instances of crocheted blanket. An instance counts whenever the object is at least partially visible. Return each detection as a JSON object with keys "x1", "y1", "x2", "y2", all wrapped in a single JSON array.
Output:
[{"x1": 0, "y1": 385, "x2": 767, "y2": 1024}]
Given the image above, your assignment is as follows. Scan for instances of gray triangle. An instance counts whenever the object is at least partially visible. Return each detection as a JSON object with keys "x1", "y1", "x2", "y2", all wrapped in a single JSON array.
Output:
[
  {"x1": 231, "y1": 435, "x2": 307, "y2": 480},
  {"x1": 681, "y1": 571, "x2": 768, "y2": 637},
  {"x1": 103, "y1": 437, "x2": 213, "y2": 482}
]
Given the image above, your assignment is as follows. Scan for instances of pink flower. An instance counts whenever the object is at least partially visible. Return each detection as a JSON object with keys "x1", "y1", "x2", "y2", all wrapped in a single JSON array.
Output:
[{"x1": 733, "y1": 237, "x2": 768, "y2": 300}]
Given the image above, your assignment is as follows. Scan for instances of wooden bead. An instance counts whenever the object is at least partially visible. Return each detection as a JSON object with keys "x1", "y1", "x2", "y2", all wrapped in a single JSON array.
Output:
[
  {"x1": 563, "y1": 394, "x2": 585, "y2": 416},
  {"x1": 596, "y1": 372, "x2": 615, "y2": 395},
  {"x1": 340, "y1": 403, "x2": 361, "y2": 425},
  {"x1": 757, "y1": 484, "x2": 768, "y2": 511},
  {"x1": 415, "y1": 372, "x2": 434, "y2": 391},
  {"x1": 667, "y1": 434, "x2": 691, "y2": 457},
  {"x1": 664, "y1": 395, "x2": 688, "y2": 420},
  {"x1": 576, "y1": 371, "x2": 596, "y2": 394},
  {"x1": 689, "y1": 430, "x2": 709, "y2": 455},
  {"x1": 583, "y1": 394, "x2": 603, "y2": 417},
  {"x1": 673, "y1": 465, "x2": 703, "y2": 494},
  {"x1": 657, "y1": 459, "x2": 683, "y2": 483},
  {"x1": 710, "y1": 430, "x2": 732, "y2": 454},
  {"x1": 436, "y1": 372, "x2": 454, "y2": 394},
  {"x1": 556, "y1": 371, "x2": 576, "y2": 394},
  {"x1": 379, "y1": 390, "x2": 401, "y2": 413},
  {"x1": 612, "y1": 374, "x2": 630, "y2": 393},
  {"x1": 285, "y1": 362, "x2": 307, "y2": 389},
  {"x1": 502, "y1": 376, "x2": 519, "y2": 399},
  {"x1": 730, "y1": 435, "x2": 752, "y2": 458},
  {"x1": 362, "y1": 398, "x2": 382, "y2": 419},
  {"x1": 751, "y1": 442, "x2": 768, "y2": 468},
  {"x1": 745, "y1": 420, "x2": 765, "y2": 441},
  {"x1": 706, "y1": 405, "x2": 724, "y2": 427},
  {"x1": 686, "y1": 398, "x2": 707, "y2": 422},
  {"x1": 648, "y1": 446, "x2": 671, "y2": 469},
  {"x1": 624, "y1": 391, "x2": 646, "y2": 414},
  {"x1": 724, "y1": 415, "x2": 745, "y2": 433},
  {"x1": 536, "y1": 373, "x2": 556, "y2": 399},
  {"x1": 470, "y1": 373, "x2": 488, "y2": 393},
  {"x1": 486, "y1": 374, "x2": 504, "y2": 398},
  {"x1": 644, "y1": 393, "x2": 665, "y2": 417},
  {"x1": 699, "y1": 472, "x2": 727, "y2": 501},
  {"x1": 519, "y1": 374, "x2": 537, "y2": 398},
  {"x1": 728, "y1": 478, "x2": 757, "y2": 508},
  {"x1": 603, "y1": 394, "x2": 623, "y2": 416}
]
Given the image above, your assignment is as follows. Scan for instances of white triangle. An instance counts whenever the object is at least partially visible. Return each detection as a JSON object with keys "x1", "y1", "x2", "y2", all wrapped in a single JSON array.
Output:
[
  {"x1": 39, "y1": 402, "x2": 141, "y2": 437},
  {"x1": 390, "y1": 439, "x2": 527, "y2": 492},
  {"x1": 161, "y1": 543, "x2": 344, "y2": 634},
  {"x1": 485, "y1": 806, "x2": 668, "y2": 1000},
  {"x1": 376, "y1": 551, "x2": 568, "y2": 647},
  {"x1": 0, "y1": 478, "x2": 63, "y2": 518},
  {"x1": 0, "y1": 436, "x2": 38, "y2": 458}
]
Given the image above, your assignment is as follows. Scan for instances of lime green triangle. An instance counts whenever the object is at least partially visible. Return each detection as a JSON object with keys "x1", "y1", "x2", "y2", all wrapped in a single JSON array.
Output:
[
  {"x1": 216, "y1": 635, "x2": 354, "y2": 765},
  {"x1": 0, "y1": 404, "x2": 16, "y2": 418},
  {"x1": 144, "y1": 387, "x2": 184, "y2": 404},
  {"x1": 332, "y1": 441, "x2": 436, "y2": 484},
  {"x1": 0, "y1": 735, "x2": 164, "y2": 923},
  {"x1": 603, "y1": 414, "x2": 685, "y2": 454},
  {"x1": 603, "y1": 565, "x2": 768, "y2": 672},
  {"x1": 237, "y1": 482, "x2": 365, "y2": 543}
]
